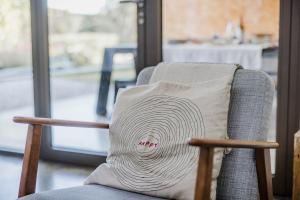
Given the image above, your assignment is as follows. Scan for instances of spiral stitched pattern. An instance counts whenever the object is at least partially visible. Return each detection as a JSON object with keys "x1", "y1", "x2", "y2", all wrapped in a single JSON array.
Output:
[{"x1": 108, "y1": 95, "x2": 205, "y2": 191}]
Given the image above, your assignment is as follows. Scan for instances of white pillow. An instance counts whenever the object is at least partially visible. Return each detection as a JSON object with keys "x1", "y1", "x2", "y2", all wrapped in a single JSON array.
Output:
[{"x1": 85, "y1": 80, "x2": 231, "y2": 200}]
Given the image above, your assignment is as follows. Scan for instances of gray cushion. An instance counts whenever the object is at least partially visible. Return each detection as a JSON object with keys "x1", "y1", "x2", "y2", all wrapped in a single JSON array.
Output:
[
  {"x1": 137, "y1": 67, "x2": 274, "y2": 200},
  {"x1": 18, "y1": 185, "x2": 166, "y2": 200}
]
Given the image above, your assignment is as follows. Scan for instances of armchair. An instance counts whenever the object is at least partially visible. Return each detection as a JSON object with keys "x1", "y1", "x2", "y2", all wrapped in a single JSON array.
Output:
[{"x1": 15, "y1": 67, "x2": 278, "y2": 200}]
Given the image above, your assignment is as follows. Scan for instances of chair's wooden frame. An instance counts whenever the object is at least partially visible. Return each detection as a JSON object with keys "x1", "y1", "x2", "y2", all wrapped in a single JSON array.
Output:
[
  {"x1": 14, "y1": 116, "x2": 279, "y2": 200},
  {"x1": 189, "y1": 139, "x2": 278, "y2": 200}
]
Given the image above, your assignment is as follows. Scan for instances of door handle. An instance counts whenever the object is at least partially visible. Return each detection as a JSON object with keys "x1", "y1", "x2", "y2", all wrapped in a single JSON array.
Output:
[
  {"x1": 119, "y1": 0, "x2": 144, "y2": 4},
  {"x1": 120, "y1": 0, "x2": 144, "y2": 25}
]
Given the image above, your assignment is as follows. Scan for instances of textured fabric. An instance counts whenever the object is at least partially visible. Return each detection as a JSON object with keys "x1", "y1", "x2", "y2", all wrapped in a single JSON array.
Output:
[
  {"x1": 149, "y1": 62, "x2": 240, "y2": 84},
  {"x1": 18, "y1": 185, "x2": 166, "y2": 200},
  {"x1": 137, "y1": 67, "x2": 274, "y2": 200},
  {"x1": 216, "y1": 69, "x2": 274, "y2": 200},
  {"x1": 86, "y1": 61, "x2": 238, "y2": 199}
]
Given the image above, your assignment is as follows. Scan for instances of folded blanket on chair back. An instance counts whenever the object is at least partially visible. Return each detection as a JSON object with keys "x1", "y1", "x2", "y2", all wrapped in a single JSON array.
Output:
[{"x1": 85, "y1": 63, "x2": 239, "y2": 200}]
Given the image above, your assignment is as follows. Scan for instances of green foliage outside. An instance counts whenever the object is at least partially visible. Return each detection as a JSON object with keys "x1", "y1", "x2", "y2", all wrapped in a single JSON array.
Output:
[{"x1": 0, "y1": 0, "x2": 136, "y2": 69}]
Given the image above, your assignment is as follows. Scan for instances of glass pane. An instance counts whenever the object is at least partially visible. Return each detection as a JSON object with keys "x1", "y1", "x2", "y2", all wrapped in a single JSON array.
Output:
[
  {"x1": 48, "y1": 0, "x2": 137, "y2": 153},
  {"x1": 163, "y1": 0, "x2": 279, "y2": 173},
  {"x1": 0, "y1": 0, "x2": 33, "y2": 152}
]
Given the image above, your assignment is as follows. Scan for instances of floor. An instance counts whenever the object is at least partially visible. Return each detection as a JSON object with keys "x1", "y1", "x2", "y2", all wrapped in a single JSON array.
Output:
[{"x1": 0, "y1": 154, "x2": 94, "y2": 200}]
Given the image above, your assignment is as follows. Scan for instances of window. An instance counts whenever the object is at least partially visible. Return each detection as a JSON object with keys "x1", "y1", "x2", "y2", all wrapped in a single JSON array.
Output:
[
  {"x1": 48, "y1": 0, "x2": 137, "y2": 153},
  {"x1": 0, "y1": 0, "x2": 33, "y2": 152}
]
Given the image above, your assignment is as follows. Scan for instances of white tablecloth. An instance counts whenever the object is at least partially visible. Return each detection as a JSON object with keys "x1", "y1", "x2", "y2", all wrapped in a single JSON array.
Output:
[{"x1": 163, "y1": 44, "x2": 264, "y2": 70}]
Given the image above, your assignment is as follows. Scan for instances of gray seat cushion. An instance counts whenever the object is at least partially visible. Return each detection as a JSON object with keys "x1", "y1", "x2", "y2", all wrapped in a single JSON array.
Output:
[{"x1": 18, "y1": 185, "x2": 166, "y2": 200}]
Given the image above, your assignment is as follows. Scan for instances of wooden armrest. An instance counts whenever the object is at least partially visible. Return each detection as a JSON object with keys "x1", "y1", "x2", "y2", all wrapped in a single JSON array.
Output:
[
  {"x1": 16, "y1": 116, "x2": 109, "y2": 197},
  {"x1": 13, "y1": 116, "x2": 109, "y2": 129},
  {"x1": 191, "y1": 138, "x2": 278, "y2": 200},
  {"x1": 188, "y1": 138, "x2": 279, "y2": 149}
]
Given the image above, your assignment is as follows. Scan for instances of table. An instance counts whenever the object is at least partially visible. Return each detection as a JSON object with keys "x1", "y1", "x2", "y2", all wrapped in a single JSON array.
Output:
[{"x1": 163, "y1": 44, "x2": 266, "y2": 70}]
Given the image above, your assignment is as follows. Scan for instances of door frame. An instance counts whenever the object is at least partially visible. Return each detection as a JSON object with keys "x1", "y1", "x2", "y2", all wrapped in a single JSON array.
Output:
[
  {"x1": 274, "y1": 0, "x2": 300, "y2": 196},
  {"x1": 136, "y1": 0, "x2": 162, "y2": 73}
]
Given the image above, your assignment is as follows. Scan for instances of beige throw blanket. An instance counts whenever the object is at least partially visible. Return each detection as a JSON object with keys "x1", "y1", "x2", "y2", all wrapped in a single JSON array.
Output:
[{"x1": 85, "y1": 63, "x2": 239, "y2": 200}]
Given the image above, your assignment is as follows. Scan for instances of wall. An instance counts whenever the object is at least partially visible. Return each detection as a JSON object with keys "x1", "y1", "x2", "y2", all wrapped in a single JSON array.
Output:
[{"x1": 163, "y1": 0, "x2": 280, "y2": 42}]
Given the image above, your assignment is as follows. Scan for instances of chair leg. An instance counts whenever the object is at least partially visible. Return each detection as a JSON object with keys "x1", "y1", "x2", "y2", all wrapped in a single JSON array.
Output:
[
  {"x1": 255, "y1": 148, "x2": 273, "y2": 200},
  {"x1": 18, "y1": 125, "x2": 42, "y2": 197},
  {"x1": 194, "y1": 147, "x2": 214, "y2": 200}
]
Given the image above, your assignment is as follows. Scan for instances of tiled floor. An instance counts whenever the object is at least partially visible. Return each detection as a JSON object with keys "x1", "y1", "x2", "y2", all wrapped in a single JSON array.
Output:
[{"x1": 0, "y1": 154, "x2": 94, "y2": 200}]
